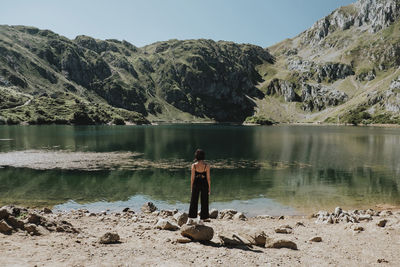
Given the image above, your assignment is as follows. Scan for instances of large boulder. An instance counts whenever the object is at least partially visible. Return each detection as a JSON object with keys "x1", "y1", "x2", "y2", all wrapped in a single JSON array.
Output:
[
  {"x1": 181, "y1": 224, "x2": 214, "y2": 241},
  {"x1": 155, "y1": 219, "x2": 179, "y2": 231}
]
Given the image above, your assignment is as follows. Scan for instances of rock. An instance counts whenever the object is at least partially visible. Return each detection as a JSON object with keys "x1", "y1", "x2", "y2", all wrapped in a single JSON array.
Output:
[
  {"x1": 42, "y1": 207, "x2": 52, "y2": 214},
  {"x1": 309, "y1": 236, "x2": 322, "y2": 242},
  {"x1": 99, "y1": 232, "x2": 120, "y2": 244},
  {"x1": 256, "y1": 215, "x2": 274, "y2": 219},
  {"x1": 296, "y1": 222, "x2": 305, "y2": 227},
  {"x1": 266, "y1": 239, "x2": 297, "y2": 250},
  {"x1": 275, "y1": 225, "x2": 292, "y2": 234},
  {"x1": 334, "y1": 207, "x2": 343, "y2": 216},
  {"x1": 353, "y1": 226, "x2": 364, "y2": 232},
  {"x1": 358, "y1": 214, "x2": 372, "y2": 221},
  {"x1": 209, "y1": 209, "x2": 218, "y2": 219},
  {"x1": 278, "y1": 215, "x2": 285, "y2": 220},
  {"x1": 377, "y1": 219, "x2": 388, "y2": 228},
  {"x1": 266, "y1": 79, "x2": 301, "y2": 102},
  {"x1": 233, "y1": 212, "x2": 247, "y2": 221},
  {"x1": 0, "y1": 220, "x2": 13, "y2": 234},
  {"x1": 380, "y1": 210, "x2": 393, "y2": 217},
  {"x1": 181, "y1": 224, "x2": 214, "y2": 241},
  {"x1": 155, "y1": 219, "x2": 179, "y2": 231},
  {"x1": 160, "y1": 209, "x2": 177, "y2": 217},
  {"x1": 173, "y1": 212, "x2": 188, "y2": 226},
  {"x1": 219, "y1": 209, "x2": 238, "y2": 220},
  {"x1": 6, "y1": 216, "x2": 24, "y2": 230},
  {"x1": 141, "y1": 202, "x2": 157, "y2": 213},
  {"x1": 219, "y1": 233, "x2": 251, "y2": 246},
  {"x1": 241, "y1": 230, "x2": 267, "y2": 247},
  {"x1": 24, "y1": 223, "x2": 40, "y2": 235},
  {"x1": 27, "y1": 213, "x2": 46, "y2": 225},
  {"x1": 176, "y1": 238, "x2": 192, "y2": 244},
  {"x1": 0, "y1": 208, "x2": 11, "y2": 220},
  {"x1": 301, "y1": 83, "x2": 348, "y2": 112},
  {"x1": 122, "y1": 208, "x2": 130, "y2": 213}
]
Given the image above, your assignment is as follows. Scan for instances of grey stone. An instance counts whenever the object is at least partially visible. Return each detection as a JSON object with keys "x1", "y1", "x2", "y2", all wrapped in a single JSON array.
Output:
[
  {"x1": 181, "y1": 224, "x2": 214, "y2": 241},
  {"x1": 334, "y1": 207, "x2": 343, "y2": 216},
  {"x1": 99, "y1": 232, "x2": 120, "y2": 244}
]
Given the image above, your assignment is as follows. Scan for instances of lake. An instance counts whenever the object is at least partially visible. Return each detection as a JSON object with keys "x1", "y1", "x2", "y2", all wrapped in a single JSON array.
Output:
[{"x1": 0, "y1": 124, "x2": 399, "y2": 216}]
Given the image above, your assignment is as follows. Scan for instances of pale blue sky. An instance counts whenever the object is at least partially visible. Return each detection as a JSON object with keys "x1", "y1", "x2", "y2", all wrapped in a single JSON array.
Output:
[{"x1": 1, "y1": 0, "x2": 355, "y2": 47}]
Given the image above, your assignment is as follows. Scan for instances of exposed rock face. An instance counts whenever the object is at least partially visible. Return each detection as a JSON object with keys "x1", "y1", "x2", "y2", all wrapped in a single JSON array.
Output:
[
  {"x1": 301, "y1": 84, "x2": 348, "y2": 111},
  {"x1": 315, "y1": 63, "x2": 354, "y2": 82},
  {"x1": 304, "y1": 0, "x2": 400, "y2": 45},
  {"x1": 266, "y1": 79, "x2": 300, "y2": 102},
  {"x1": 180, "y1": 224, "x2": 214, "y2": 241}
]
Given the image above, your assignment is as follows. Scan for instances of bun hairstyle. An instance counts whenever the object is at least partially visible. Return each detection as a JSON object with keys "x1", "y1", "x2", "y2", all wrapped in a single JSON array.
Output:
[{"x1": 194, "y1": 149, "x2": 205, "y2": 161}]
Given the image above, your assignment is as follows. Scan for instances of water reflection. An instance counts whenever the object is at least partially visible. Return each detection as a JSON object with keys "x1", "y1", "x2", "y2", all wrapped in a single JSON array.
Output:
[{"x1": 0, "y1": 125, "x2": 400, "y2": 213}]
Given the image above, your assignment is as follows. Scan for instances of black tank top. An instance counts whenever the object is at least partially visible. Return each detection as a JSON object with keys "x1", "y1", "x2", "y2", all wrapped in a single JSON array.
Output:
[{"x1": 194, "y1": 164, "x2": 207, "y2": 179}]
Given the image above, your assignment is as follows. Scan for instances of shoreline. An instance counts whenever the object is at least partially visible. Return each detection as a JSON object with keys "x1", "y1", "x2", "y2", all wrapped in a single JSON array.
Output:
[{"x1": 1, "y1": 204, "x2": 399, "y2": 266}]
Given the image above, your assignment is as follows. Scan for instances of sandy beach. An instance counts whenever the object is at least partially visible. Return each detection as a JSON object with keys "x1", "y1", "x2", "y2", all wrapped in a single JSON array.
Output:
[{"x1": 1, "y1": 204, "x2": 400, "y2": 267}]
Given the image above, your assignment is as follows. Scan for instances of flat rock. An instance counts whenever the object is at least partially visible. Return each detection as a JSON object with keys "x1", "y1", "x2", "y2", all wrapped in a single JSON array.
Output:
[
  {"x1": 219, "y1": 233, "x2": 251, "y2": 246},
  {"x1": 155, "y1": 219, "x2": 179, "y2": 231},
  {"x1": 209, "y1": 209, "x2": 218, "y2": 219},
  {"x1": 181, "y1": 224, "x2": 214, "y2": 241},
  {"x1": 266, "y1": 239, "x2": 298, "y2": 250},
  {"x1": 141, "y1": 202, "x2": 157, "y2": 213},
  {"x1": 173, "y1": 212, "x2": 188, "y2": 226},
  {"x1": 99, "y1": 232, "x2": 120, "y2": 244},
  {"x1": 275, "y1": 225, "x2": 293, "y2": 234},
  {"x1": 176, "y1": 238, "x2": 192, "y2": 244}
]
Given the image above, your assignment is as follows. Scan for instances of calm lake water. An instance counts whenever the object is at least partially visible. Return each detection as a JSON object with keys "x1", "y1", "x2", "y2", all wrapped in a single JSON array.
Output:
[{"x1": 0, "y1": 124, "x2": 399, "y2": 216}]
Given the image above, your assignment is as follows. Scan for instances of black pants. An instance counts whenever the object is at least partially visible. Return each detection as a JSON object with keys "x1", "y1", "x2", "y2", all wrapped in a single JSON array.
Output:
[{"x1": 189, "y1": 177, "x2": 209, "y2": 219}]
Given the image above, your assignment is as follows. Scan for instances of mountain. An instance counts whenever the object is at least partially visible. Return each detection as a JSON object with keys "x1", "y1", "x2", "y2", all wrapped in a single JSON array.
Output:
[
  {"x1": 1, "y1": 0, "x2": 400, "y2": 125},
  {"x1": 254, "y1": 0, "x2": 400, "y2": 125},
  {"x1": 0, "y1": 26, "x2": 272, "y2": 125}
]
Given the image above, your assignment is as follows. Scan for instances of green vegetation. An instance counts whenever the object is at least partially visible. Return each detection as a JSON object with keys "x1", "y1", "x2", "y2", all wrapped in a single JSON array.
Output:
[{"x1": 245, "y1": 116, "x2": 276, "y2": 125}]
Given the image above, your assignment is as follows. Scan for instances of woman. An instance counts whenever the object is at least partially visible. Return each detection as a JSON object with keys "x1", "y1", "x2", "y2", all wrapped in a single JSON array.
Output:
[{"x1": 188, "y1": 149, "x2": 211, "y2": 224}]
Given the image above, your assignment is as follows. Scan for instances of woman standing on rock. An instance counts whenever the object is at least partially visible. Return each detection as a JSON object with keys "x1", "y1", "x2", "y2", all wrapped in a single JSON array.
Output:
[{"x1": 188, "y1": 149, "x2": 211, "y2": 224}]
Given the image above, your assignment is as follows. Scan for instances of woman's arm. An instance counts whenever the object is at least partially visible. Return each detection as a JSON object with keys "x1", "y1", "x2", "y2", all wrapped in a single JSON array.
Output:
[
  {"x1": 207, "y1": 165, "x2": 211, "y2": 195},
  {"x1": 191, "y1": 164, "x2": 195, "y2": 192}
]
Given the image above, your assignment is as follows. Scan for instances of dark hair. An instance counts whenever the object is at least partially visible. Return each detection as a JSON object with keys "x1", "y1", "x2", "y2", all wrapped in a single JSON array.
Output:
[{"x1": 194, "y1": 149, "x2": 205, "y2": 161}]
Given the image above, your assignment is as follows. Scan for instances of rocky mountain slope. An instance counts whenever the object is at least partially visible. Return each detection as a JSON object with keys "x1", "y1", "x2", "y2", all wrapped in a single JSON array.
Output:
[
  {"x1": 255, "y1": 0, "x2": 400, "y2": 125},
  {"x1": 0, "y1": 26, "x2": 272, "y2": 124},
  {"x1": 1, "y1": 0, "x2": 400, "y2": 125}
]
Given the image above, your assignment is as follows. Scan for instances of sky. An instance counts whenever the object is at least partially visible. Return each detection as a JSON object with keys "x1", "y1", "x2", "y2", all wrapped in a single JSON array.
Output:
[{"x1": 1, "y1": 0, "x2": 355, "y2": 48}]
